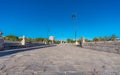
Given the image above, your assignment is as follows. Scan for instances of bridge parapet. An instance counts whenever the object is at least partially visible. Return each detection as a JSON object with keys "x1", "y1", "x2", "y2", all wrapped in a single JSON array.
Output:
[
  {"x1": 0, "y1": 31, "x2": 4, "y2": 50},
  {"x1": 83, "y1": 41, "x2": 120, "y2": 54}
]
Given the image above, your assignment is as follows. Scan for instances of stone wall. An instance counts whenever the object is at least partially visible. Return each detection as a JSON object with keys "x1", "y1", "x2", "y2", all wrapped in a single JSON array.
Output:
[
  {"x1": 83, "y1": 41, "x2": 120, "y2": 54},
  {"x1": 3, "y1": 41, "x2": 45, "y2": 50},
  {"x1": 0, "y1": 38, "x2": 4, "y2": 50}
]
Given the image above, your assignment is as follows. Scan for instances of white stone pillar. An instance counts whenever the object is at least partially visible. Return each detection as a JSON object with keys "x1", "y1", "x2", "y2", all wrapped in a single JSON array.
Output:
[
  {"x1": 75, "y1": 41, "x2": 79, "y2": 45},
  {"x1": 49, "y1": 36, "x2": 55, "y2": 44},
  {"x1": 82, "y1": 37, "x2": 85, "y2": 43},
  {"x1": 0, "y1": 32, "x2": 4, "y2": 50},
  {"x1": 81, "y1": 37, "x2": 85, "y2": 47},
  {"x1": 61, "y1": 40, "x2": 63, "y2": 44},
  {"x1": 21, "y1": 35, "x2": 26, "y2": 46}
]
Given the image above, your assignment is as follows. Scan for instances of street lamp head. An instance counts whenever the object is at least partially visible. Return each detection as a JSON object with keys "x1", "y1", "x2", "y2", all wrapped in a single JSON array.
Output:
[{"x1": 72, "y1": 14, "x2": 76, "y2": 19}]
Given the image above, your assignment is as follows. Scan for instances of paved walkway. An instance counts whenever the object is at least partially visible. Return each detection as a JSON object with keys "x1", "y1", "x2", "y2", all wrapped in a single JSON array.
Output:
[{"x1": 0, "y1": 44, "x2": 120, "y2": 75}]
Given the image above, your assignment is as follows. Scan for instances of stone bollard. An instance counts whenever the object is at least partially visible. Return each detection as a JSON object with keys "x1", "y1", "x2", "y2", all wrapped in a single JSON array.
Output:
[
  {"x1": 0, "y1": 32, "x2": 4, "y2": 50},
  {"x1": 21, "y1": 35, "x2": 26, "y2": 46},
  {"x1": 75, "y1": 41, "x2": 79, "y2": 46},
  {"x1": 81, "y1": 37, "x2": 85, "y2": 48}
]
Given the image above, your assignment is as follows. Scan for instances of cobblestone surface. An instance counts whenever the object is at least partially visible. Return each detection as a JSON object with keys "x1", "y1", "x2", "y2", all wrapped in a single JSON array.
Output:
[{"x1": 0, "y1": 44, "x2": 120, "y2": 75}]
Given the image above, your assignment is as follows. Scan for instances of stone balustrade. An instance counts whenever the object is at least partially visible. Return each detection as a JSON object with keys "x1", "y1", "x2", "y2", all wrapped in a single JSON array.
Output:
[
  {"x1": 3, "y1": 41, "x2": 45, "y2": 50},
  {"x1": 0, "y1": 37, "x2": 4, "y2": 50},
  {"x1": 83, "y1": 41, "x2": 120, "y2": 54},
  {"x1": 0, "y1": 31, "x2": 4, "y2": 50}
]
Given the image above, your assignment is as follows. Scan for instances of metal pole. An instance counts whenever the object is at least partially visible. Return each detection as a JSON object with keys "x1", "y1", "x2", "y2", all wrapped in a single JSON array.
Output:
[{"x1": 72, "y1": 14, "x2": 77, "y2": 43}]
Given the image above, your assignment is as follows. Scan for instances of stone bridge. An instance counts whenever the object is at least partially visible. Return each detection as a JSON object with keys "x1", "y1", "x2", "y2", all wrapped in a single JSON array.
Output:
[{"x1": 0, "y1": 44, "x2": 120, "y2": 75}]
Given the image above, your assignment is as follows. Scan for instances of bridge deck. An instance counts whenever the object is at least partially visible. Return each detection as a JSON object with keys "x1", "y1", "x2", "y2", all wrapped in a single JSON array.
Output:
[{"x1": 0, "y1": 44, "x2": 120, "y2": 75}]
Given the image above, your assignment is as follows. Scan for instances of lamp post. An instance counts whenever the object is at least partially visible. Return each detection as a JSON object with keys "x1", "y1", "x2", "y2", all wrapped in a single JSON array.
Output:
[
  {"x1": 45, "y1": 28, "x2": 50, "y2": 44},
  {"x1": 72, "y1": 13, "x2": 77, "y2": 44},
  {"x1": 47, "y1": 28, "x2": 50, "y2": 40}
]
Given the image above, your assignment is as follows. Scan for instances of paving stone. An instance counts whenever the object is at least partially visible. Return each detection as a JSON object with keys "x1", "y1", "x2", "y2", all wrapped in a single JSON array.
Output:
[
  {"x1": 6, "y1": 68, "x2": 34, "y2": 75},
  {"x1": 66, "y1": 72, "x2": 82, "y2": 75},
  {"x1": 24, "y1": 63, "x2": 46, "y2": 72},
  {"x1": 0, "y1": 71, "x2": 6, "y2": 75},
  {"x1": 82, "y1": 72, "x2": 92, "y2": 75},
  {"x1": 33, "y1": 72, "x2": 57, "y2": 75},
  {"x1": 98, "y1": 72, "x2": 117, "y2": 75},
  {"x1": 0, "y1": 44, "x2": 120, "y2": 74},
  {"x1": 12, "y1": 72, "x2": 33, "y2": 75},
  {"x1": 116, "y1": 72, "x2": 120, "y2": 75},
  {"x1": 0, "y1": 64, "x2": 6, "y2": 70},
  {"x1": 59, "y1": 65, "x2": 76, "y2": 72},
  {"x1": 45, "y1": 65, "x2": 59, "y2": 72},
  {"x1": 4, "y1": 66, "x2": 25, "y2": 74},
  {"x1": 6, "y1": 72, "x2": 22, "y2": 75},
  {"x1": 57, "y1": 72, "x2": 66, "y2": 75}
]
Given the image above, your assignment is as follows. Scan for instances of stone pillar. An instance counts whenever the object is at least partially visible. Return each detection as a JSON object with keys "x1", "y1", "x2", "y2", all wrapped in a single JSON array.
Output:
[
  {"x1": 49, "y1": 36, "x2": 55, "y2": 44},
  {"x1": 0, "y1": 32, "x2": 4, "y2": 50},
  {"x1": 82, "y1": 37, "x2": 85, "y2": 43},
  {"x1": 75, "y1": 41, "x2": 79, "y2": 46},
  {"x1": 81, "y1": 37, "x2": 85, "y2": 47},
  {"x1": 21, "y1": 35, "x2": 26, "y2": 46},
  {"x1": 60, "y1": 40, "x2": 62, "y2": 44}
]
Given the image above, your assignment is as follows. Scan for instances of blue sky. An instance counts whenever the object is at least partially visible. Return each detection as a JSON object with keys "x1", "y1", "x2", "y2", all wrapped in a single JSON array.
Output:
[{"x1": 0, "y1": 0, "x2": 120, "y2": 40}]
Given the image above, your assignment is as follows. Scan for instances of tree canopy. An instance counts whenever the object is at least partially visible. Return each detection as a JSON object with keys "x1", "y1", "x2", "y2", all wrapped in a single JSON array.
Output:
[{"x1": 4, "y1": 35, "x2": 19, "y2": 41}]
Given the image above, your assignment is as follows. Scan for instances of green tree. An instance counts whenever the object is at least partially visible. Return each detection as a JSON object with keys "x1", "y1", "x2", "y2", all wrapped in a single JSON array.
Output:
[
  {"x1": 26, "y1": 38, "x2": 33, "y2": 42},
  {"x1": 67, "y1": 39, "x2": 75, "y2": 43},
  {"x1": 110, "y1": 34, "x2": 117, "y2": 41},
  {"x1": 85, "y1": 39, "x2": 92, "y2": 42},
  {"x1": 93, "y1": 37, "x2": 99, "y2": 42},
  {"x1": 103, "y1": 36, "x2": 110, "y2": 41},
  {"x1": 35, "y1": 38, "x2": 44, "y2": 42},
  {"x1": 54, "y1": 40, "x2": 61, "y2": 44},
  {"x1": 77, "y1": 39, "x2": 81, "y2": 43},
  {"x1": 5, "y1": 35, "x2": 19, "y2": 41}
]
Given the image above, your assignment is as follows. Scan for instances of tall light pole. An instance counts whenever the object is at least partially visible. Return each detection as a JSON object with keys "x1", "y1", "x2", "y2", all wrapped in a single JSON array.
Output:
[
  {"x1": 72, "y1": 13, "x2": 77, "y2": 43},
  {"x1": 46, "y1": 28, "x2": 50, "y2": 44}
]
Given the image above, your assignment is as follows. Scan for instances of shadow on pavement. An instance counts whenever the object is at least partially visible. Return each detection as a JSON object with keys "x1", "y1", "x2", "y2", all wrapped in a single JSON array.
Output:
[{"x1": 0, "y1": 45, "x2": 56, "y2": 57}]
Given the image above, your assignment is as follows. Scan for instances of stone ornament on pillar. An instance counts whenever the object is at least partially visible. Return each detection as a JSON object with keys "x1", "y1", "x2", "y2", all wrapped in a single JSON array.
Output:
[
  {"x1": 49, "y1": 36, "x2": 55, "y2": 44},
  {"x1": 0, "y1": 31, "x2": 4, "y2": 50},
  {"x1": 21, "y1": 35, "x2": 26, "y2": 46}
]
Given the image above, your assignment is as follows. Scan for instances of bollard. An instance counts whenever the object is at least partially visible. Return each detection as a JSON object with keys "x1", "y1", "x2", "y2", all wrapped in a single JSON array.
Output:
[{"x1": 21, "y1": 35, "x2": 26, "y2": 47}]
